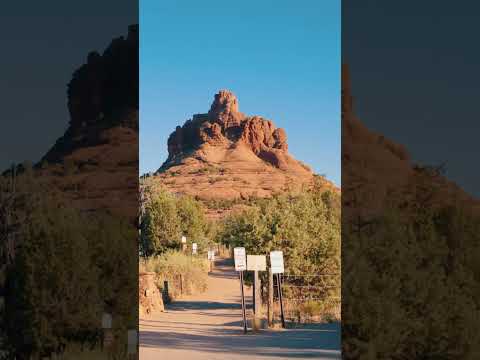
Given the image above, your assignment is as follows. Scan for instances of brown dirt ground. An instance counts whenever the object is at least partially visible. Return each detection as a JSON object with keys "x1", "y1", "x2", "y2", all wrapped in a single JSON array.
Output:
[{"x1": 139, "y1": 258, "x2": 340, "y2": 359}]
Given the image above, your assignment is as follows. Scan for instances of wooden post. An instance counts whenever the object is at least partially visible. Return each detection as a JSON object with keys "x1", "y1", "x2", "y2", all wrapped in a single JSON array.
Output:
[
  {"x1": 253, "y1": 271, "x2": 261, "y2": 315},
  {"x1": 251, "y1": 270, "x2": 260, "y2": 331},
  {"x1": 277, "y1": 274, "x2": 286, "y2": 328},
  {"x1": 163, "y1": 280, "x2": 169, "y2": 302},
  {"x1": 268, "y1": 267, "x2": 274, "y2": 327},
  {"x1": 179, "y1": 274, "x2": 183, "y2": 296},
  {"x1": 239, "y1": 271, "x2": 247, "y2": 334}
]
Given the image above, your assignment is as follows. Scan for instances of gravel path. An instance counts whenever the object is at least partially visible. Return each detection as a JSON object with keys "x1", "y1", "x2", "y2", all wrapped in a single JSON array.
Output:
[{"x1": 139, "y1": 258, "x2": 341, "y2": 359}]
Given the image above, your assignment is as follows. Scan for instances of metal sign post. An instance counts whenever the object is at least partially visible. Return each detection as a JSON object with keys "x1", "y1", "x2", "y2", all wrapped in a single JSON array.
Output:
[
  {"x1": 181, "y1": 236, "x2": 187, "y2": 252},
  {"x1": 268, "y1": 266, "x2": 274, "y2": 327},
  {"x1": 277, "y1": 273, "x2": 286, "y2": 328},
  {"x1": 101, "y1": 313, "x2": 113, "y2": 350},
  {"x1": 192, "y1": 243, "x2": 197, "y2": 255},
  {"x1": 234, "y1": 247, "x2": 247, "y2": 334},
  {"x1": 270, "y1": 251, "x2": 285, "y2": 328},
  {"x1": 239, "y1": 270, "x2": 247, "y2": 334},
  {"x1": 208, "y1": 250, "x2": 215, "y2": 272},
  {"x1": 247, "y1": 255, "x2": 267, "y2": 322}
]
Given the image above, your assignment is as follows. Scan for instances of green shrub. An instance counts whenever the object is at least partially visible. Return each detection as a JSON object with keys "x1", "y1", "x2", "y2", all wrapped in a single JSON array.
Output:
[
  {"x1": 301, "y1": 300, "x2": 323, "y2": 317},
  {"x1": 342, "y1": 177, "x2": 480, "y2": 359},
  {"x1": 218, "y1": 187, "x2": 340, "y2": 276},
  {"x1": 140, "y1": 188, "x2": 213, "y2": 256},
  {"x1": 1, "y1": 178, "x2": 136, "y2": 359},
  {"x1": 217, "y1": 183, "x2": 340, "y2": 318},
  {"x1": 143, "y1": 251, "x2": 209, "y2": 298}
]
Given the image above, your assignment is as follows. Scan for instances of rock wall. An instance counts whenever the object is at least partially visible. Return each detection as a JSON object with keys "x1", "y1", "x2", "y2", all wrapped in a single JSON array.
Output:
[
  {"x1": 42, "y1": 24, "x2": 139, "y2": 164},
  {"x1": 139, "y1": 272, "x2": 164, "y2": 317},
  {"x1": 162, "y1": 90, "x2": 293, "y2": 170}
]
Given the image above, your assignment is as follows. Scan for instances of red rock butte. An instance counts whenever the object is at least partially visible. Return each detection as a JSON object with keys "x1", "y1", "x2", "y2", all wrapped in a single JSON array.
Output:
[
  {"x1": 146, "y1": 90, "x2": 336, "y2": 203},
  {"x1": 341, "y1": 63, "x2": 480, "y2": 218}
]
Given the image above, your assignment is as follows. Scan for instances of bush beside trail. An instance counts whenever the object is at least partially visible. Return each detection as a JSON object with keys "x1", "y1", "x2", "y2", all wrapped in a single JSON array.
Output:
[
  {"x1": 140, "y1": 187, "x2": 215, "y2": 256},
  {"x1": 1, "y1": 176, "x2": 137, "y2": 359},
  {"x1": 217, "y1": 179, "x2": 341, "y2": 320},
  {"x1": 342, "y1": 170, "x2": 480, "y2": 359},
  {"x1": 140, "y1": 251, "x2": 209, "y2": 301},
  {"x1": 139, "y1": 179, "x2": 341, "y2": 323}
]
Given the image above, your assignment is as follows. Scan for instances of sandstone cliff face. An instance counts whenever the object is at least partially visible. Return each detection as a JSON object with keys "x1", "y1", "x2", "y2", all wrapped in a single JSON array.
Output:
[
  {"x1": 150, "y1": 90, "x2": 327, "y2": 202},
  {"x1": 342, "y1": 64, "x2": 479, "y2": 219},
  {"x1": 163, "y1": 90, "x2": 292, "y2": 170},
  {"x1": 43, "y1": 24, "x2": 139, "y2": 165},
  {"x1": 31, "y1": 25, "x2": 139, "y2": 221}
]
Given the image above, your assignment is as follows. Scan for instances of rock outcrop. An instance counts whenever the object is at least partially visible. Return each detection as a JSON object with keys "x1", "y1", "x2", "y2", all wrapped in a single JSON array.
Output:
[
  {"x1": 43, "y1": 24, "x2": 139, "y2": 165},
  {"x1": 20, "y1": 25, "x2": 139, "y2": 221},
  {"x1": 342, "y1": 64, "x2": 479, "y2": 219},
  {"x1": 147, "y1": 90, "x2": 336, "y2": 204},
  {"x1": 139, "y1": 272, "x2": 165, "y2": 317},
  {"x1": 163, "y1": 90, "x2": 293, "y2": 171}
]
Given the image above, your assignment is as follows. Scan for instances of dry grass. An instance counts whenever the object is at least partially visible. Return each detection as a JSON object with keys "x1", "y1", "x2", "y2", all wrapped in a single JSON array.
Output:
[{"x1": 141, "y1": 251, "x2": 209, "y2": 300}]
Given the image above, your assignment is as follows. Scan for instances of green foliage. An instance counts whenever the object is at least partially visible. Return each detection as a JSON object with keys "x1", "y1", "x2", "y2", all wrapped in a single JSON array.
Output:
[
  {"x1": 218, "y1": 188, "x2": 340, "y2": 276},
  {"x1": 140, "y1": 188, "x2": 212, "y2": 256},
  {"x1": 342, "y1": 193, "x2": 480, "y2": 359},
  {"x1": 202, "y1": 197, "x2": 248, "y2": 210},
  {"x1": 1, "y1": 177, "x2": 137, "y2": 358},
  {"x1": 217, "y1": 185, "x2": 340, "y2": 315},
  {"x1": 177, "y1": 196, "x2": 209, "y2": 242},
  {"x1": 141, "y1": 190, "x2": 181, "y2": 255},
  {"x1": 297, "y1": 299, "x2": 339, "y2": 322},
  {"x1": 4, "y1": 201, "x2": 101, "y2": 355}
]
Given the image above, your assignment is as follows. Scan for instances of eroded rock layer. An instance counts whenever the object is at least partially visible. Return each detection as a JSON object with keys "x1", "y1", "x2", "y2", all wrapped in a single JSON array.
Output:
[{"x1": 150, "y1": 90, "x2": 332, "y2": 201}]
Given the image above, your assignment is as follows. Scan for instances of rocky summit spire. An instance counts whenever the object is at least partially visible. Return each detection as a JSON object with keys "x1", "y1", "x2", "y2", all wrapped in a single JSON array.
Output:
[
  {"x1": 154, "y1": 90, "x2": 338, "y2": 202},
  {"x1": 208, "y1": 89, "x2": 239, "y2": 118},
  {"x1": 164, "y1": 89, "x2": 294, "y2": 169}
]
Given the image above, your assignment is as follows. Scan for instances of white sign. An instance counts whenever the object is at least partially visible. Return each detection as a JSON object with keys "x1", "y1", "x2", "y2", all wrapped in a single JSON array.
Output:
[
  {"x1": 101, "y1": 313, "x2": 112, "y2": 329},
  {"x1": 270, "y1": 251, "x2": 284, "y2": 274},
  {"x1": 234, "y1": 247, "x2": 246, "y2": 271},
  {"x1": 208, "y1": 250, "x2": 215, "y2": 261},
  {"x1": 247, "y1": 255, "x2": 267, "y2": 271},
  {"x1": 181, "y1": 236, "x2": 187, "y2": 244},
  {"x1": 192, "y1": 243, "x2": 198, "y2": 254}
]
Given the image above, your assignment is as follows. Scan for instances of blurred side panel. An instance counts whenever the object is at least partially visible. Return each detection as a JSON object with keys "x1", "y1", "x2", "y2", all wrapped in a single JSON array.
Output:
[
  {"x1": 342, "y1": 1, "x2": 480, "y2": 358},
  {"x1": 0, "y1": 2, "x2": 139, "y2": 359}
]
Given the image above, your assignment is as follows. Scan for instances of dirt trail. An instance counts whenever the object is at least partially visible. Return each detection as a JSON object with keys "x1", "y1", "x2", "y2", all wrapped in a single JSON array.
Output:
[{"x1": 139, "y1": 258, "x2": 340, "y2": 359}]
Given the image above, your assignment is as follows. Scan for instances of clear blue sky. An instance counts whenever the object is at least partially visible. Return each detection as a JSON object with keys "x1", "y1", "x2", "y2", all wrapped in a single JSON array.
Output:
[{"x1": 140, "y1": 0, "x2": 340, "y2": 186}]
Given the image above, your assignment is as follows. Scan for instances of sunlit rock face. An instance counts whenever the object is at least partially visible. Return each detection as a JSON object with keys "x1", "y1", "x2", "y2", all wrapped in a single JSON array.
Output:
[{"x1": 147, "y1": 90, "x2": 340, "y2": 207}]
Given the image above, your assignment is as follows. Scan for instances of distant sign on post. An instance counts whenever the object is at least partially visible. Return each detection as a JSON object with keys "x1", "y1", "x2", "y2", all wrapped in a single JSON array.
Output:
[
  {"x1": 192, "y1": 243, "x2": 198, "y2": 255},
  {"x1": 234, "y1": 247, "x2": 246, "y2": 271},
  {"x1": 101, "y1": 313, "x2": 112, "y2": 329},
  {"x1": 270, "y1": 251, "x2": 284, "y2": 274},
  {"x1": 181, "y1": 236, "x2": 187, "y2": 244},
  {"x1": 208, "y1": 250, "x2": 215, "y2": 261},
  {"x1": 247, "y1": 255, "x2": 267, "y2": 271}
]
